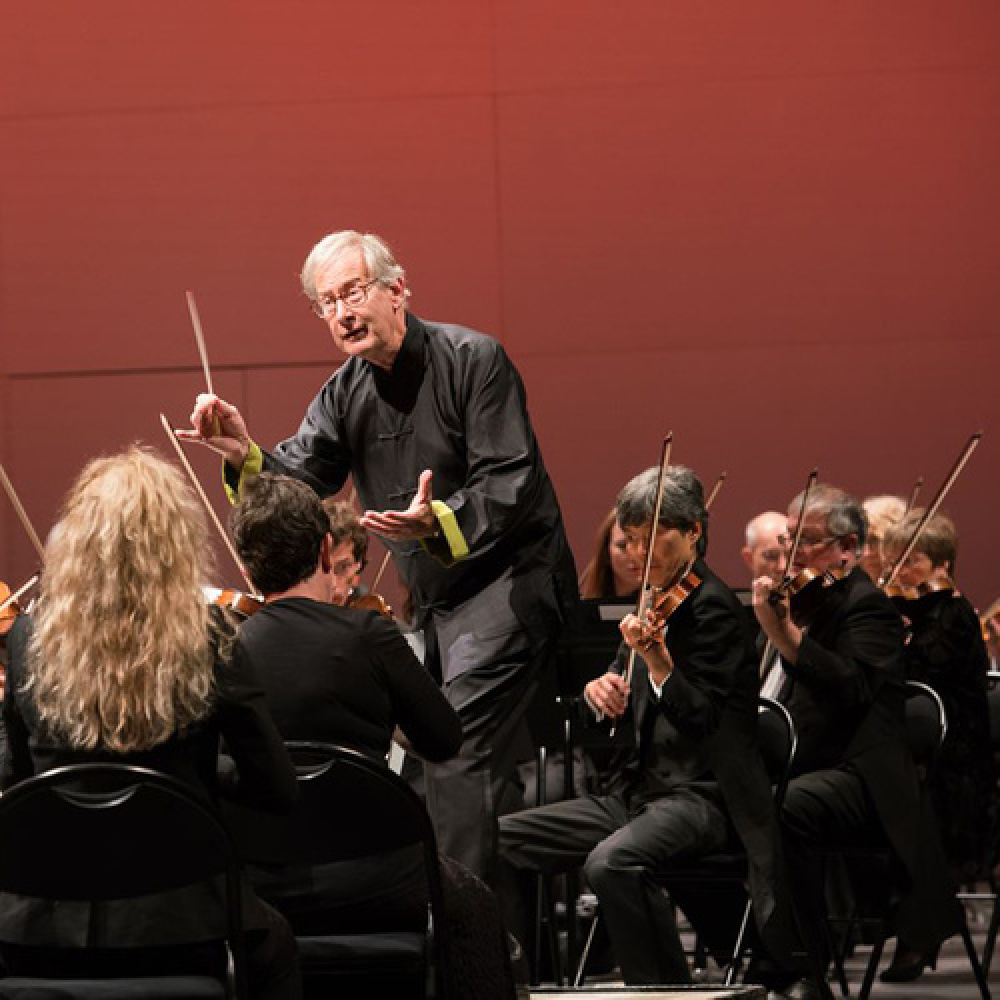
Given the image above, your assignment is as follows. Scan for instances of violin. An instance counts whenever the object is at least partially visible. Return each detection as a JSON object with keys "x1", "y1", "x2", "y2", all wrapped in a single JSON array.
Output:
[
  {"x1": 0, "y1": 581, "x2": 20, "y2": 638},
  {"x1": 884, "y1": 577, "x2": 957, "y2": 604},
  {"x1": 775, "y1": 563, "x2": 851, "y2": 621},
  {"x1": 0, "y1": 574, "x2": 39, "y2": 637},
  {"x1": 631, "y1": 566, "x2": 703, "y2": 651},
  {"x1": 980, "y1": 597, "x2": 1000, "y2": 645},
  {"x1": 214, "y1": 588, "x2": 266, "y2": 619},
  {"x1": 346, "y1": 588, "x2": 395, "y2": 619}
]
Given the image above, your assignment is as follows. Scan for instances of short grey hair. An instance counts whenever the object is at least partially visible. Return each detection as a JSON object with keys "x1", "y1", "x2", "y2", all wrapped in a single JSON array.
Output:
[
  {"x1": 300, "y1": 230, "x2": 408, "y2": 303},
  {"x1": 789, "y1": 483, "x2": 867, "y2": 553},
  {"x1": 616, "y1": 465, "x2": 708, "y2": 557}
]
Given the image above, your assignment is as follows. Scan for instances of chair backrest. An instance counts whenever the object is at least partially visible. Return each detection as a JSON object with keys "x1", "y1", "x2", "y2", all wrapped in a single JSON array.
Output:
[
  {"x1": 0, "y1": 763, "x2": 248, "y2": 996},
  {"x1": 987, "y1": 672, "x2": 1000, "y2": 752},
  {"x1": 757, "y1": 697, "x2": 797, "y2": 806},
  {"x1": 904, "y1": 679, "x2": 947, "y2": 768},
  {"x1": 256, "y1": 742, "x2": 449, "y2": 998}
]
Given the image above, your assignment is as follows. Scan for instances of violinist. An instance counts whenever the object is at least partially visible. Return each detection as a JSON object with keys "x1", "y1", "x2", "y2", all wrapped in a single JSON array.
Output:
[
  {"x1": 859, "y1": 494, "x2": 906, "y2": 584},
  {"x1": 0, "y1": 449, "x2": 299, "y2": 997},
  {"x1": 229, "y1": 474, "x2": 520, "y2": 1000},
  {"x1": 579, "y1": 507, "x2": 642, "y2": 600},
  {"x1": 753, "y1": 484, "x2": 961, "y2": 1000},
  {"x1": 882, "y1": 511, "x2": 995, "y2": 890},
  {"x1": 320, "y1": 497, "x2": 369, "y2": 605},
  {"x1": 499, "y1": 466, "x2": 787, "y2": 987}
]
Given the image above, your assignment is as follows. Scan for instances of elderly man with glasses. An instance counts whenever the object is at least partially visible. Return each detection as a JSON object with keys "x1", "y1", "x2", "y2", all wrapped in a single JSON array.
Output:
[
  {"x1": 180, "y1": 230, "x2": 577, "y2": 889},
  {"x1": 750, "y1": 484, "x2": 961, "y2": 1000}
]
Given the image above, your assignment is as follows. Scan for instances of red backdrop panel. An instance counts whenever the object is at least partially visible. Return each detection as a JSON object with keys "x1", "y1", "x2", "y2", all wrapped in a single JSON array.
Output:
[{"x1": 2, "y1": 1, "x2": 998, "y2": 609}]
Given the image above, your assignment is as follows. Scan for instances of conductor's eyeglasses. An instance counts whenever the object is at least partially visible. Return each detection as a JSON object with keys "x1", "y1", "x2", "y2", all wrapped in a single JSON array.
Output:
[{"x1": 312, "y1": 279, "x2": 378, "y2": 319}]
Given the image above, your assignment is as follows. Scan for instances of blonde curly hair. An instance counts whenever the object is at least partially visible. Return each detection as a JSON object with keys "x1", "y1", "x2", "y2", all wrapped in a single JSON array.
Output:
[{"x1": 26, "y1": 446, "x2": 222, "y2": 752}]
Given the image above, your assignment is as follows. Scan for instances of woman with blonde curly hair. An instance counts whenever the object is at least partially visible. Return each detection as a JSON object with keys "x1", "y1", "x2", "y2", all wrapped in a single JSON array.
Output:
[{"x1": 1, "y1": 447, "x2": 300, "y2": 998}]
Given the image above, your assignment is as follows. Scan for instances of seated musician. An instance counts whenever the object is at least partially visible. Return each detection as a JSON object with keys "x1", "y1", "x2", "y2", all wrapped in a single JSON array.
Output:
[
  {"x1": 231, "y1": 474, "x2": 517, "y2": 1000},
  {"x1": 752, "y1": 484, "x2": 961, "y2": 1000},
  {"x1": 579, "y1": 507, "x2": 641, "y2": 599},
  {"x1": 497, "y1": 465, "x2": 787, "y2": 986},
  {"x1": 741, "y1": 510, "x2": 789, "y2": 653},
  {"x1": 320, "y1": 497, "x2": 368, "y2": 600},
  {"x1": 860, "y1": 494, "x2": 906, "y2": 584},
  {"x1": 879, "y1": 510, "x2": 995, "y2": 977},
  {"x1": 0, "y1": 448, "x2": 299, "y2": 999}
]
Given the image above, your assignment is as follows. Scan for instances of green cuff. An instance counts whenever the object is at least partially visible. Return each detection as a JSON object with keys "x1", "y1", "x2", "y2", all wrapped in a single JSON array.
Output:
[
  {"x1": 422, "y1": 499, "x2": 469, "y2": 564},
  {"x1": 223, "y1": 440, "x2": 264, "y2": 504}
]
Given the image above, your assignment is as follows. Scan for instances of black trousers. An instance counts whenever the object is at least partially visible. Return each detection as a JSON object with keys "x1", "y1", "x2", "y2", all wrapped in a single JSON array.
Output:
[
  {"x1": 424, "y1": 633, "x2": 556, "y2": 887},
  {"x1": 780, "y1": 766, "x2": 888, "y2": 977},
  {"x1": 497, "y1": 787, "x2": 733, "y2": 984}
]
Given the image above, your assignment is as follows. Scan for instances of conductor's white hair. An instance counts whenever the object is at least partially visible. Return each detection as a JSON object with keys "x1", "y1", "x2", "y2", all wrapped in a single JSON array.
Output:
[{"x1": 301, "y1": 230, "x2": 408, "y2": 303}]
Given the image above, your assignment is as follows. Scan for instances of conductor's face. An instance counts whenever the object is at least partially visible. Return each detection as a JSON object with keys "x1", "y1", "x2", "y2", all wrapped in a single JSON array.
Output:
[{"x1": 314, "y1": 250, "x2": 407, "y2": 370}]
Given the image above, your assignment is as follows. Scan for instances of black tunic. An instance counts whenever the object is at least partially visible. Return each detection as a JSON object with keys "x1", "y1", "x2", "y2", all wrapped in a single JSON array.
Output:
[{"x1": 253, "y1": 312, "x2": 578, "y2": 682}]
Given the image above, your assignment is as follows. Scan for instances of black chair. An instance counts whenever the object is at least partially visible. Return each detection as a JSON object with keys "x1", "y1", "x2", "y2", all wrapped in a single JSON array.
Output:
[
  {"x1": 572, "y1": 696, "x2": 798, "y2": 986},
  {"x1": 826, "y1": 680, "x2": 991, "y2": 1000},
  {"x1": 963, "y1": 670, "x2": 1000, "y2": 976},
  {"x1": 226, "y1": 742, "x2": 449, "y2": 999},
  {"x1": 0, "y1": 763, "x2": 248, "y2": 999}
]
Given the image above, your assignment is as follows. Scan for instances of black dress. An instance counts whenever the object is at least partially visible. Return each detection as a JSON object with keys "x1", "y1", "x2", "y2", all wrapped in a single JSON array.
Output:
[
  {"x1": 0, "y1": 612, "x2": 300, "y2": 999},
  {"x1": 901, "y1": 591, "x2": 997, "y2": 878}
]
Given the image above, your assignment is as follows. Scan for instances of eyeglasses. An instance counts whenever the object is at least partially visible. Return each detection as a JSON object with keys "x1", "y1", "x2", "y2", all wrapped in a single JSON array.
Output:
[
  {"x1": 311, "y1": 279, "x2": 379, "y2": 319},
  {"x1": 796, "y1": 535, "x2": 839, "y2": 552}
]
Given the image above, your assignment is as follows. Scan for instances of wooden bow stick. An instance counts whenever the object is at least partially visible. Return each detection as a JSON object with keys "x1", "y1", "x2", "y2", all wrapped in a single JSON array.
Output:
[{"x1": 160, "y1": 413, "x2": 254, "y2": 591}]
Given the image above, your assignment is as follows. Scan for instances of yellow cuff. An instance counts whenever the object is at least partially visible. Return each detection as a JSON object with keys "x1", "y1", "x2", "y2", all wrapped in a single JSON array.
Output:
[
  {"x1": 223, "y1": 441, "x2": 264, "y2": 504},
  {"x1": 429, "y1": 499, "x2": 469, "y2": 562}
]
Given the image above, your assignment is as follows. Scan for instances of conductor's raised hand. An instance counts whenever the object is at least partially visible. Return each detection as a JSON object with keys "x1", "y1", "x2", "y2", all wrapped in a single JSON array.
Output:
[
  {"x1": 360, "y1": 469, "x2": 438, "y2": 541},
  {"x1": 175, "y1": 394, "x2": 251, "y2": 468},
  {"x1": 585, "y1": 671, "x2": 628, "y2": 720}
]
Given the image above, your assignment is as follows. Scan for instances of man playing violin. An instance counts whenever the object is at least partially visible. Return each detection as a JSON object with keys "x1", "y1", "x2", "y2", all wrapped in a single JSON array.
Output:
[
  {"x1": 498, "y1": 466, "x2": 788, "y2": 986},
  {"x1": 752, "y1": 484, "x2": 960, "y2": 1000}
]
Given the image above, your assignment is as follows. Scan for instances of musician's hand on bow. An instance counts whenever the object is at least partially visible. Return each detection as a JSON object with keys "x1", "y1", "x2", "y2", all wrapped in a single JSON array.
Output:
[
  {"x1": 360, "y1": 469, "x2": 438, "y2": 541},
  {"x1": 585, "y1": 671, "x2": 629, "y2": 720},
  {"x1": 753, "y1": 574, "x2": 801, "y2": 662},
  {"x1": 620, "y1": 610, "x2": 675, "y2": 684},
  {"x1": 175, "y1": 393, "x2": 252, "y2": 468}
]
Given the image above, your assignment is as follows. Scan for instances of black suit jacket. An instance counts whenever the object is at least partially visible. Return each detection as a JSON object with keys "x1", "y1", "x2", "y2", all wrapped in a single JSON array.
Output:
[
  {"x1": 782, "y1": 567, "x2": 960, "y2": 946},
  {"x1": 589, "y1": 560, "x2": 786, "y2": 938},
  {"x1": 0, "y1": 612, "x2": 297, "y2": 948}
]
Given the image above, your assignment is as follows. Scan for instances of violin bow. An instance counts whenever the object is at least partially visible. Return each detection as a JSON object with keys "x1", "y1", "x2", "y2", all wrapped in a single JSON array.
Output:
[
  {"x1": 610, "y1": 432, "x2": 672, "y2": 737},
  {"x1": 160, "y1": 413, "x2": 256, "y2": 593},
  {"x1": 370, "y1": 549, "x2": 393, "y2": 593},
  {"x1": 878, "y1": 431, "x2": 982, "y2": 590},
  {"x1": 903, "y1": 476, "x2": 923, "y2": 516},
  {"x1": 705, "y1": 471, "x2": 727, "y2": 511},
  {"x1": 780, "y1": 468, "x2": 819, "y2": 588},
  {"x1": 0, "y1": 573, "x2": 39, "y2": 615},
  {"x1": 759, "y1": 467, "x2": 818, "y2": 675},
  {"x1": 0, "y1": 464, "x2": 46, "y2": 562}
]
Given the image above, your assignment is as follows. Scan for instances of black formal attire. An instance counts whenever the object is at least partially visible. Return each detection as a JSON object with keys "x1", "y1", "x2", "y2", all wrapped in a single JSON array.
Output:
[
  {"x1": 237, "y1": 597, "x2": 516, "y2": 1000},
  {"x1": 900, "y1": 591, "x2": 996, "y2": 878},
  {"x1": 498, "y1": 561, "x2": 789, "y2": 985},
  {"x1": 777, "y1": 568, "x2": 962, "y2": 975},
  {"x1": 0, "y1": 612, "x2": 300, "y2": 999},
  {"x1": 233, "y1": 313, "x2": 578, "y2": 884}
]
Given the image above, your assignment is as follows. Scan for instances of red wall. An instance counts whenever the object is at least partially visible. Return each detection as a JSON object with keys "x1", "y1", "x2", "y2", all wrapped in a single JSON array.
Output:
[{"x1": 2, "y1": 2, "x2": 998, "y2": 608}]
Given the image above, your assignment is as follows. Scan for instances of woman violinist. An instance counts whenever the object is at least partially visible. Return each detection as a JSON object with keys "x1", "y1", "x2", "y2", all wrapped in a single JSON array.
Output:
[
  {"x1": 883, "y1": 510, "x2": 996, "y2": 887},
  {"x1": 0, "y1": 447, "x2": 300, "y2": 998},
  {"x1": 579, "y1": 508, "x2": 642, "y2": 600}
]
